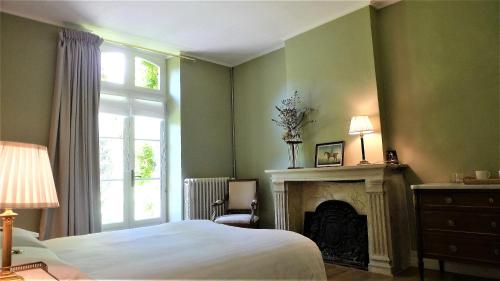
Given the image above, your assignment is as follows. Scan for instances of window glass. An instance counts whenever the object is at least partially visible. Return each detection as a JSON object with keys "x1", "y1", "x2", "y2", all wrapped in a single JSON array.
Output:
[
  {"x1": 99, "y1": 113, "x2": 125, "y2": 225},
  {"x1": 135, "y1": 116, "x2": 162, "y2": 140},
  {"x1": 134, "y1": 180, "x2": 161, "y2": 220},
  {"x1": 101, "y1": 52, "x2": 125, "y2": 84},
  {"x1": 101, "y1": 94, "x2": 127, "y2": 102},
  {"x1": 99, "y1": 138, "x2": 124, "y2": 179},
  {"x1": 101, "y1": 181, "x2": 124, "y2": 224},
  {"x1": 133, "y1": 115, "x2": 162, "y2": 222},
  {"x1": 99, "y1": 113, "x2": 125, "y2": 138},
  {"x1": 135, "y1": 140, "x2": 161, "y2": 180},
  {"x1": 135, "y1": 57, "x2": 160, "y2": 90}
]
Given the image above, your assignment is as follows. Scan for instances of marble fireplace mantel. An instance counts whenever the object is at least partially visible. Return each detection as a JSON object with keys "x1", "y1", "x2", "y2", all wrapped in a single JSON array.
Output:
[{"x1": 265, "y1": 164, "x2": 410, "y2": 276}]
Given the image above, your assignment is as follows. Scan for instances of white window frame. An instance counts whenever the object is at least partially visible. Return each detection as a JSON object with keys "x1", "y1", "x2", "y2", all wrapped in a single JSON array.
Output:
[{"x1": 100, "y1": 43, "x2": 167, "y2": 231}]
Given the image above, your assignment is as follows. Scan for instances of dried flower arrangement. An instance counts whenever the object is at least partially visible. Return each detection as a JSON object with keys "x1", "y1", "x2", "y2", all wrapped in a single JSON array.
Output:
[{"x1": 272, "y1": 91, "x2": 314, "y2": 142}]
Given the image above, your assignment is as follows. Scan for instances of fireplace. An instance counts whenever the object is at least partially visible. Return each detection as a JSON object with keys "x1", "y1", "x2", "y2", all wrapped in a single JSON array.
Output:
[
  {"x1": 265, "y1": 164, "x2": 411, "y2": 276},
  {"x1": 304, "y1": 200, "x2": 369, "y2": 269}
]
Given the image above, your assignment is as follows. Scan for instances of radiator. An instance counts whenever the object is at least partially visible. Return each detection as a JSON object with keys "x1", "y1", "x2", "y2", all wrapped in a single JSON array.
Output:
[{"x1": 184, "y1": 177, "x2": 230, "y2": 220}]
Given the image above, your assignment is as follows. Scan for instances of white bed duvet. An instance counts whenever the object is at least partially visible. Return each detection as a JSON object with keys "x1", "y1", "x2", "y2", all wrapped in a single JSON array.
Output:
[{"x1": 42, "y1": 220, "x2": 327, "y2": 280}]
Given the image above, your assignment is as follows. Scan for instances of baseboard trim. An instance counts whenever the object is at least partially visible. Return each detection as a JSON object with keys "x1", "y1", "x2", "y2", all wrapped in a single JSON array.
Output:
[{"x1": 409, "y1": 250, "x2": 500, "y2": 279}]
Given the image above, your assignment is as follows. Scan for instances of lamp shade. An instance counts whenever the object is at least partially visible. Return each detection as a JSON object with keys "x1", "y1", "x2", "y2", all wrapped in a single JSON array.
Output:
[
  {"x1": 349, "y1": 116, "x2": 374, "y2": 135},
  {"x1": 0, "y1": 142, "x2": 59, "y2": 209}
]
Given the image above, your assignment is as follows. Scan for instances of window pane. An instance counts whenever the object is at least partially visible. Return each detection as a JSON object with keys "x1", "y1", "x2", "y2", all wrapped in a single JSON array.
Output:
[
  {"x1": 135, "y1": 140, "x2": 161, "y2": 179},
  {"x1": 99, "y1": 113, "x2": 125, "y2": 138},
  {"x1": 135, "y1": 57, "x2": 160, "y2": 90},
  {"x1": 100, "y1": 181, "x2": 124, "y2": 224},
  {"x1": 101, "y1": 94, "x2": 127, "y2": 102},
  {"x1": 134, "y1": 180, "x2": 161, "y2": 220},
  {"x1": 101, "y1": 52, "x2": 125, "y2": 84},
  {"x1": 99, "y1": 138, "x2": 123, "y2": 180},
  {"x1": 135, "y1": 116, "x2": 161, "y2": 140}
]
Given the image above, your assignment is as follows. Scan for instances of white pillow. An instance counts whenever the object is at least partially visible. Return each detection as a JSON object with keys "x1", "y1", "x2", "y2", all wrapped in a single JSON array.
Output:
[
  {"x1": 0, "y1": 227, "x2": 46, "y2": 248},
  {"x1": 14, "y1": 227, "x2": 39, "y2": 238}
]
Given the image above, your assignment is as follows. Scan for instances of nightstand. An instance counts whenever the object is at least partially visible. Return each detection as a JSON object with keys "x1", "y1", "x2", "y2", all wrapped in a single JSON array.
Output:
[{"x1": 12, "y1": 262, "x2": 58, "y2": 280}]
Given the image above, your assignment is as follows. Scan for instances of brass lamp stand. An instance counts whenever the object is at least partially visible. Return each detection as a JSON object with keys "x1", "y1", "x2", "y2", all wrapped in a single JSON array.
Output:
[
  {"x1": 0, "y1": 209, "x2": 23, "y2": 281},
  {"x1": 357, "y1": 132, "x2": 370, "y2": 165}
]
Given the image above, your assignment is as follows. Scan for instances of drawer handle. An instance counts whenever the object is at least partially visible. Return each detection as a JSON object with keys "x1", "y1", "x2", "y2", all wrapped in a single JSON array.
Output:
[
  {"x1": 447, "y1": 219, "x2": 455, "y2": 227},
  {"x1": 448, "y1": 245, "x2": 458, "y2": 253},
  {"x1": 489, "y1": 198, "x2": 494, "y2": 204},
  {"x1": 491, "y1": 221, "x2": 497, "y2": 228},
  {"x1": 444, "y1": 197, "x2": 453, "y2": 204},
  {"x1": 495, "y1": 249, "x2": 500, "y2": 256}
]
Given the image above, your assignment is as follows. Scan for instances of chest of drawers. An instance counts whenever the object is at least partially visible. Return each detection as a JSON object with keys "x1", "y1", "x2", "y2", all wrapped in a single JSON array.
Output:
[{"x1": 412, "y1": 184, "x2": 500, "y2": 281}]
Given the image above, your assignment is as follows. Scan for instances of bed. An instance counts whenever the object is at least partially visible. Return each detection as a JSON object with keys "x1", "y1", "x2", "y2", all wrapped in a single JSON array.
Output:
[{"x1": 13, "y1": 220, "x2": 326, "y2": 280}]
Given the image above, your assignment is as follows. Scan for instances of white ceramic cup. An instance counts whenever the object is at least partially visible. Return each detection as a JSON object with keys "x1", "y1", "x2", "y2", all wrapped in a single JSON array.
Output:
[{"x1": 475, "y1": 170, "x2": 491, "y2": 180}]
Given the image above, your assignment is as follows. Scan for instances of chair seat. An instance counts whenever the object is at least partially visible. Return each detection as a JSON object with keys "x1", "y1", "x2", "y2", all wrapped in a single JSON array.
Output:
[{"x1": 215, "y1": 214, "x2": 259, "y2": 225}]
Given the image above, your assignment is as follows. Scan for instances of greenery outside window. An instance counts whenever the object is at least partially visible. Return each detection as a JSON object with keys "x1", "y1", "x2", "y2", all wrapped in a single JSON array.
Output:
[{"x1": 99, "y1": 43, "x2": 167, "y2": 230}]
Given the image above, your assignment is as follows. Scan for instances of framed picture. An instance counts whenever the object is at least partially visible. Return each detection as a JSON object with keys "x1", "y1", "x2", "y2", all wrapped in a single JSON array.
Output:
[
  {"x1": 315, "y1": 141, "x2": 345, "y2": 167},
  {"x1": 385, "y1": 150, "x2": 399, "y2": 164}
]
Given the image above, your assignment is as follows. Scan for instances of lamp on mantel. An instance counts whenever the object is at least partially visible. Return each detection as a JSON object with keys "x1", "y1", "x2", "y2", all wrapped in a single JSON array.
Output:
[
  {"x1": 0, "y1": 142, "x2": 59, "y2": 280},
  {"x1": 349, "y1": 116, "x2": 374, "y2": 165}
]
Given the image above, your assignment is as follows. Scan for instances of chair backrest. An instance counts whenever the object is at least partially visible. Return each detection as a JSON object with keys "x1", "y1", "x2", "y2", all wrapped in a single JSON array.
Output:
[{"x1": 227, "y1": 179, "x2": 257, "y2": 212}]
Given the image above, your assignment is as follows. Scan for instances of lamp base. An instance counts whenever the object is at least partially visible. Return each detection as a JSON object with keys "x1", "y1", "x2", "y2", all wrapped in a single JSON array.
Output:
[
  {"x1": 1, "y1": 209, "x2": 22, "y2": 281},
  {"x1": 357, "y1": 160, "x2": 371, "y2": 165},
  {"x1": 0, "y1": 272, "x2": 24, "y2": 280}
]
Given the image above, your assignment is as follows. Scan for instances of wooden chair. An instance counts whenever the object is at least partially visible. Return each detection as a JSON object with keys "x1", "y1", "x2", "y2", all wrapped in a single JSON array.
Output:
[{"x1": 211, "y1": 179, "x2": 259, "y2": 228}]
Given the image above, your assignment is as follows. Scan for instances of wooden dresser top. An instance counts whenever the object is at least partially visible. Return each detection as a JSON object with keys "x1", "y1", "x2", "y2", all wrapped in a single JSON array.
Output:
[{"x1": 412, "y1": 183, "x2": 500, "y2": 190}]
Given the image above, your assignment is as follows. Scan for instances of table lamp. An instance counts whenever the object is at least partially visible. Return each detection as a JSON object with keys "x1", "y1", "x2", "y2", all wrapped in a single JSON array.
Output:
[
  {"x1": 0, "y1": 142, "x2": 59, "y2": 280},
  {"x1": 349, "y1": 116, "x2": 374, "y2": 165}
]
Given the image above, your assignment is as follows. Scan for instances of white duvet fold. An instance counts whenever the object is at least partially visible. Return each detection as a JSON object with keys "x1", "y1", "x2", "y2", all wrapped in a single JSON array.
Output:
[{"x1": 43, "y1": 220, "x2": 326, "y2": 280}]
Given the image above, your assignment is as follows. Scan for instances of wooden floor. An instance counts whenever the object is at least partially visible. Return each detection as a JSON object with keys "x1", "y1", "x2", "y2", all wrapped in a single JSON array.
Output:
[{"x1": 325, "y1": 264, "x2": 498, "y2": 281}]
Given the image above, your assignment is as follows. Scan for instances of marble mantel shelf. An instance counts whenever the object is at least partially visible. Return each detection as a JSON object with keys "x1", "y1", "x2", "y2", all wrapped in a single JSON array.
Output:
[
  {"x1": 265, "y1": 163, "x2": 410, "y2": 276},
  {"x1": 265, "y1": 164, "x2": 407, "y2": 183}
]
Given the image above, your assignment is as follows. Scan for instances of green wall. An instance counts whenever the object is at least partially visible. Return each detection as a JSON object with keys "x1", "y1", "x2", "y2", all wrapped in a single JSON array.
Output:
[
  {"x1": 234, "y1": 1, "x2": 500, "y2": 229},
  {"x1": 234, "y1": 49, "x2": 287, "y2": 228},
  {"x1": 285, "y1": 6, "x2": 384, "y2": 166},
  {"x1": 0, "y1": 13, "x2": 59, "y2": 231},
  {"x1": 180, "y1": 59, "x2": 233, "y2": 179},
  {"x1": 165, "y1": 57, "x2": 183, "y2": 221},
  {"x1": 234, "y1": 7, "x2": 385, "y2": 228},
  {"x1": 0, "y1": 13, "x2": 57, "y2": 145},
  {"x1": 374, "y1": 0, "x2": 499, "y2": 183}
]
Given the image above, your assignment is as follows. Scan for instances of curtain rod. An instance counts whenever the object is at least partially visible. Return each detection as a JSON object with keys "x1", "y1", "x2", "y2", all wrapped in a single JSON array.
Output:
[{"x1": 104, "y1": 39, "x2": 196, "y2": 62}]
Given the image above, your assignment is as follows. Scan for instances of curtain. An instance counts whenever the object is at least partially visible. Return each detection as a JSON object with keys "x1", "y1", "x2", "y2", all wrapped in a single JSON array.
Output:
[{"x1": 40, "y1": 29, "x2": 103, "y2": 240}]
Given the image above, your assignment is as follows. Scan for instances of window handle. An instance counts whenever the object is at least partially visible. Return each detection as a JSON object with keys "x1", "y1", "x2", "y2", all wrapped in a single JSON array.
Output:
[
  {"x1": 131, "y1": 170, "x2": 135, "y2": 186},
  {"x1": 131, "y1": 169, "x2": 142, "y2": 186}
]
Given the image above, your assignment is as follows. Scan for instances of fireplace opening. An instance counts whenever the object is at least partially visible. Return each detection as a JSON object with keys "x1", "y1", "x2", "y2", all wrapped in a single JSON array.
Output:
[{"x1": 304, "y1": 200, "x2": 369, "y2": 270}]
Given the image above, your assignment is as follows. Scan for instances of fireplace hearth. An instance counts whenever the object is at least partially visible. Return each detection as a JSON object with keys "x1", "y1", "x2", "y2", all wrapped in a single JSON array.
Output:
[{"x1": 304, "y1": 200, "x2": 369, "y2": 269}]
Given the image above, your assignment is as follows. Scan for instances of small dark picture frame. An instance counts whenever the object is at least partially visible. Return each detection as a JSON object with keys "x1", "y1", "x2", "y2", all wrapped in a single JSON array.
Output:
[
  {"x1": 385, "y1": 150, "x2": 399, "y2": 164},
  {"x1": 315, "y1": 141, "x2": 345, "y2": 167}
]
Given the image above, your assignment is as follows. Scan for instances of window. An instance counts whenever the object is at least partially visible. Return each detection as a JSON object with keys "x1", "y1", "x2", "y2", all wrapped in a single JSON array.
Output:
[
  {"x1": 101, "y1": 52, "x2": 125, "y2": 84},
  {"x1": 99, "y1": 113, "x2": 125, "y2": 225},
  {"x1": 135, "y1": 57, "x2": 160, "y2": 90},
  {"x1": 99, "y1": 44, "x2": 167, "y2": 230}
]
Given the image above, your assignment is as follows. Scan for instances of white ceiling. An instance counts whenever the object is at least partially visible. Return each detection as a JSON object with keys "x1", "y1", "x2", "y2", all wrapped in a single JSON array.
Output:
[{"x1": 0, "y1": 0, "x2": 397, "y2": 66}]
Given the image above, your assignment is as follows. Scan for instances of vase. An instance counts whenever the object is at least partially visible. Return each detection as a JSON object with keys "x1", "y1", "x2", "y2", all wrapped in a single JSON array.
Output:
[{"x1": 286, "y1": 140, "x2": 302, "y2": 169}]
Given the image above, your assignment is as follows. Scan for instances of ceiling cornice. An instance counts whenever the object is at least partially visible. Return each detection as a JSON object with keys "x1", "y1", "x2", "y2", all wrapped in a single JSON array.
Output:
[{"x1": 370, "y1": 0, "x2": 402, "y2": 10}]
